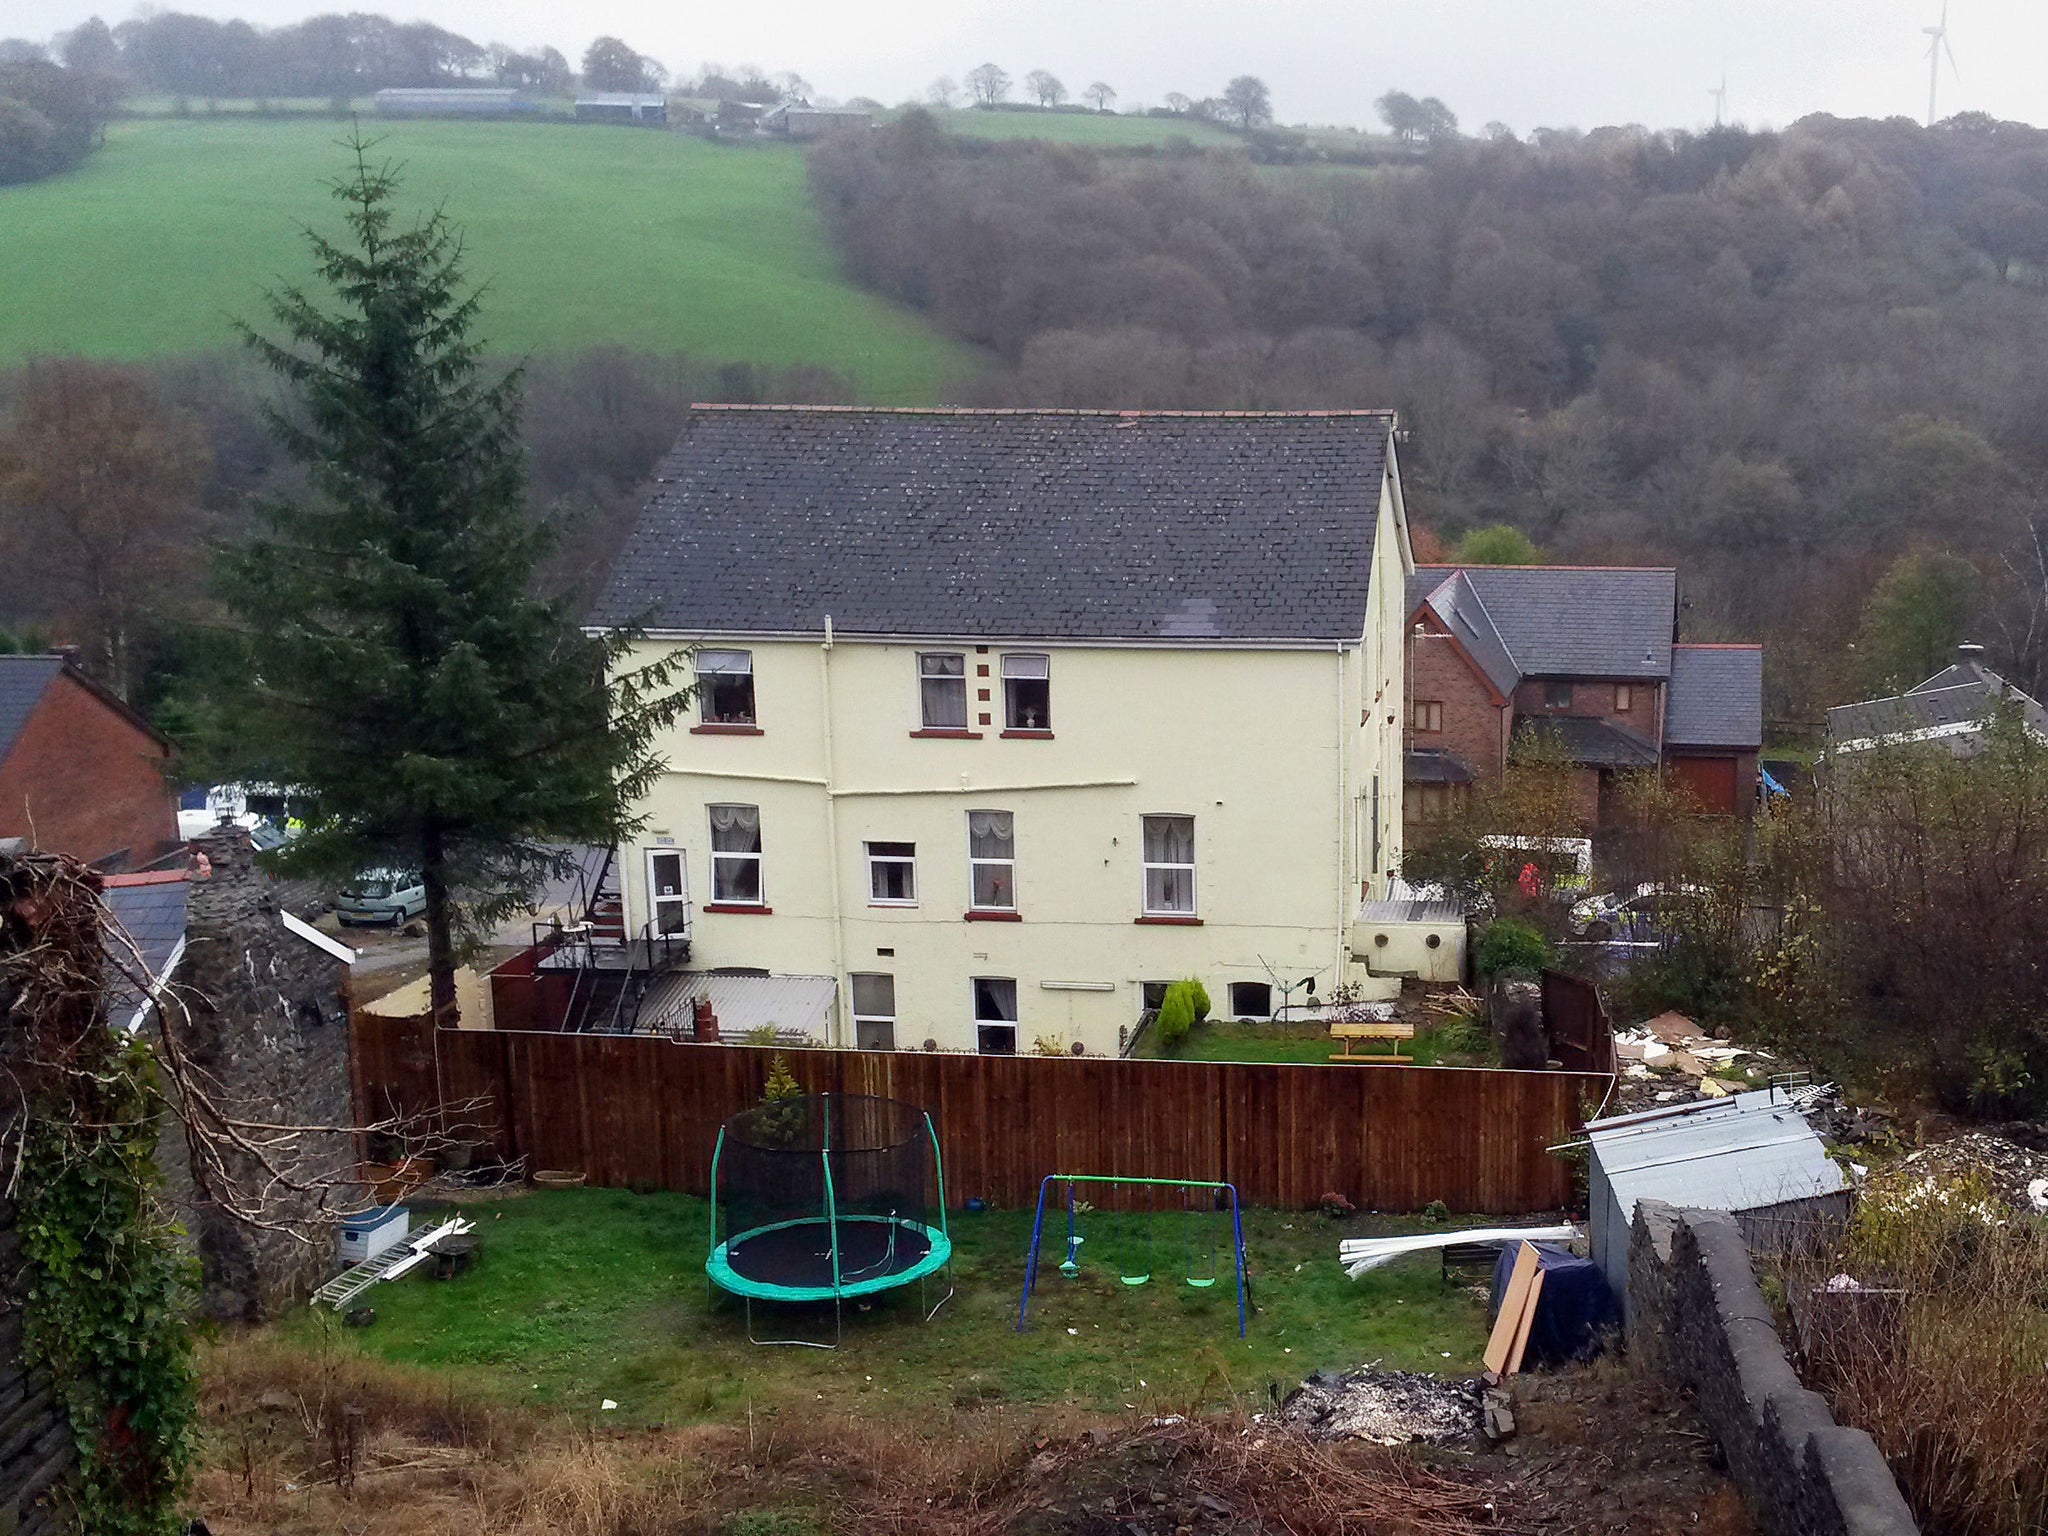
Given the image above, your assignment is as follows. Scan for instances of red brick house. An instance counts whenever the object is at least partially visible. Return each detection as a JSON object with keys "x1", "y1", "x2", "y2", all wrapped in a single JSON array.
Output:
[
  {"x1": 0, "y1": 655, "x2": 179, "y2": 870},
  {"x1": 1403, "y1": 566, "x2": 1762, "y2": 829}
]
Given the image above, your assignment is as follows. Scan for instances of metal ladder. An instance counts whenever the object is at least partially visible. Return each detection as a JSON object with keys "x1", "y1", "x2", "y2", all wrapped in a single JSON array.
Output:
[{"x1": 311, "y1": 1217, "x2": 475, "y2": 1310}]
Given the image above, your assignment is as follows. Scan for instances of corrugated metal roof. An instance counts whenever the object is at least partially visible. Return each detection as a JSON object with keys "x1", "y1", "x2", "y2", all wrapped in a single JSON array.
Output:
[
  {"x1": 1586, "y1": 1089, "x2": 1847, "y2": 1217},
  {"x1": 1356, "y1": 896, "x2": 1465, "y2": 924},
  {"x1": 638, "y1": 971, "x2": 837, "y2": 1038}
]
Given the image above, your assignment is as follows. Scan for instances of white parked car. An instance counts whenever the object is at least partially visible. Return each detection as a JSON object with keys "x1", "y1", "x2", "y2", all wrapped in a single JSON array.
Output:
[{"x1": 336, "y1": 870, "x2": 427, "y2": 927}]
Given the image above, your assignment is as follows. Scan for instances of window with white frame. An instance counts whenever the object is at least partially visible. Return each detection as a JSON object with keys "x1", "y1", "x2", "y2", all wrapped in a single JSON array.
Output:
[
  {"x1": 1229, "y1": 981, "x2": 1273, "y2": 1019},
  {"x1": 851, "y1": 973, "x2": 896, "y2": 1050},
  {"x1": 866, "y1": 841, "x2": 917, "y2": 904},
  {"x1": 646, "y1": 849, "x2": 690, "y2": 935},
  {"x1": 708, "y1": 804, "x2": 763, "y2": 904},
  {"x1": 973, "y1": 976, "x2": 1018, "y2": 1054},
  {"x1": 1141, "y1": 814, "x2": 1196, "y2": 916},
  {"x1": 918, "y1": 651, "x2": 968, "y2": 729},
  {"x1": 1001, "y1": 653, "x2": 1051, "y2": 730},
  {"x1": 967, "y1": 810, "x2": 1015, "y2": 910},
  {"x1": 696, "y1": 649, "x2": 756, "y2": 724}
]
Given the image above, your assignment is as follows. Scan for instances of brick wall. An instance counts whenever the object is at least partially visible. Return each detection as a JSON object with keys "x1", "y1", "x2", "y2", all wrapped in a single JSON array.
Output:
[
  {"x1": 1628, "y1": 1201, "x2": 1919, "y2": 1536},
  {"x1": 0, "y1": 672, "x2": 177, "y2": 869},
  {"x1": 1404, "y1": 629, "x2": 1508, "y2": 778},
  {"x1": 1511, "y1": 677, "x2": 1664, "y2": 741}
]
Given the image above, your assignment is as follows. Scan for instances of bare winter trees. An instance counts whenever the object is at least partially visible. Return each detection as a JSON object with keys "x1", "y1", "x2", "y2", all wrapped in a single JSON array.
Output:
[
  {"x1": 1222, "y1": 75, "x2": 1272, "y2": 129},
  {"x1": 0, "y1": 359, "x2": 207, "y2": 698},
  {"x1": 964, "y1": 62, "x2": 1009, "y2": 106},
  {"x1": 1023, "y1": 69, "x2": 1065, "y2": 107}
]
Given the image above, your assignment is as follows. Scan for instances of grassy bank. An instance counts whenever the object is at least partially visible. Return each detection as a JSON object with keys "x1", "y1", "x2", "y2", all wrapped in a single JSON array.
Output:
[
  {"x1": 293, "y1": 1186, "x2": 1490, "y2": 1424},
  {"x1": 923, "y1": 106, "x2": 1242, "y2": 147},
  {"x1": 0, "y1": 118, "x2": 975, "y2": 400},
  {"x1": 1130, "y1": 1016, "x2": 1492, "y2": 1068}
]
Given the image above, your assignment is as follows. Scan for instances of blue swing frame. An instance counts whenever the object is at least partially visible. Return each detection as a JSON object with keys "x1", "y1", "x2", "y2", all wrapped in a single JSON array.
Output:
[{"x1": 1015, "y1": 1173, "x2": 1249, "y2": 1338}]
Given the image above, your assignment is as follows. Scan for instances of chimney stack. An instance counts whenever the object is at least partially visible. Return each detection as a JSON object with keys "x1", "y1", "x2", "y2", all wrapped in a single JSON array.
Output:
[{"x1": 1956, "y1": 641, "x2": 1987, "y2": 668}]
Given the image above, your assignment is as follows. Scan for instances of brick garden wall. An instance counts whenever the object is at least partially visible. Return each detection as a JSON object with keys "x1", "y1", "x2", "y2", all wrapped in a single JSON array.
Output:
[{"x1": 1627, "y1": 1201, "x2": 1919, "y2": 1536}]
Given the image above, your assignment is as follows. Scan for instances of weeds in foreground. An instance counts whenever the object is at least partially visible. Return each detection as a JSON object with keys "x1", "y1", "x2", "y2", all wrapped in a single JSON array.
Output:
[
  {"x1": 1775, "y1": 1175, "x2": 2048, "y2": 1536},
  {"x1": 194, "y1": 1334, "x2": 1510, "y2": 1536}
]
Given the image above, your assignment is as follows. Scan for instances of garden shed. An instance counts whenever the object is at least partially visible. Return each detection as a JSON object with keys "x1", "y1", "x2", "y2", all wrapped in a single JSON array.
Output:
[{"x1": 1585, "y1": 1087, "x2": 1850, "y2": 1318}]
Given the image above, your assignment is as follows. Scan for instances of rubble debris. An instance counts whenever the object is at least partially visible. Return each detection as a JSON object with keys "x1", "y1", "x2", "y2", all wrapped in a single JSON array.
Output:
[
  {"x1": 1280, "y1": 1368, "x2": 1484, "y2": 1445},
  {"x1": 1883, "y1": 1131, "x2": 2048, "y2": 1215}
]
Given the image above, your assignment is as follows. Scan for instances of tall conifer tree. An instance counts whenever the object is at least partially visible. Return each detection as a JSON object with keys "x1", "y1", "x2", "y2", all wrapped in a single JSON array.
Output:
[{"x1": 209, "y1": 133, "x2": 684, "y2": 1017}]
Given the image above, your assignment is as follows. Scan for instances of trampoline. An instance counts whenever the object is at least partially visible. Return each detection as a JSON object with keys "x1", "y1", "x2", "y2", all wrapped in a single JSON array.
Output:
[{"x1": 706, "y1": 1091, "x2": 953, "y2": 1346}]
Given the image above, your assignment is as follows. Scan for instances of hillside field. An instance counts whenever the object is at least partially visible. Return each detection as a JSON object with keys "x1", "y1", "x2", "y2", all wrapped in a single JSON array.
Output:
[
  {"x1": 925, "y1": 105, "x2": 1242, "y2": 147},
  {"x1": 0, "y1": 118, "x2": 977, "y2": 401}
]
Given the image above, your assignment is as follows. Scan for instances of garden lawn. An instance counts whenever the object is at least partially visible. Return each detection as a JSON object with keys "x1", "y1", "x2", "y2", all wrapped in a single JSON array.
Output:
[
  {"x1": 0, "y1": 118, "x2": 976, "y2": 401},
  {"x1": 923, "y1": 107, "x2": 1243, "y2": 148},
  {"x1": 291, "y1": 1187, "x2": 1489, "y2": 1425}
]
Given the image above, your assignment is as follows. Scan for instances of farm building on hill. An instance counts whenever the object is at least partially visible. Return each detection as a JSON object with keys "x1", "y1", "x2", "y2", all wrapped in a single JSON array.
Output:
[
  {"x1": 575, "y1": 93, "x2": 669, "y2": 125},
  {"x1": 764, "y1": 104, "x2": 872, "y2": 138},
  {"x1": 373, "y1": 87, "x2": 545, "y2": 119}
]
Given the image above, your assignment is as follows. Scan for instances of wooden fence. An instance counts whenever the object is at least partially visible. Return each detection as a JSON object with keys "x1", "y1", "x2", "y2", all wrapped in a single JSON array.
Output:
[{"x1": 351, "y1": 1014, "x2": 1606, "y2": 1213}]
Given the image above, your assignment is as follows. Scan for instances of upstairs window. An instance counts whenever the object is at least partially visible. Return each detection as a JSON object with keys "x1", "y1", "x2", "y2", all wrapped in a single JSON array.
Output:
[
  {"x1": 968, "y1": 810, "x2": 1015, "y2": 910},
  {"x1": 973, "y1": 977, "x2": 1018, "y2": 1054},
  {"x1": 866, "y1": 841, "x2": 917, "y2": 905},
  {"x1": 708, "y1": 804, "x2": 763, "y2": 904},
  {"x1": 697, "y1": 649, "x2": 756, "y2": 724},
  {"x1": 1543, "y1": 681, "x2": 1572, "y2": 710},
  {"x1": 1142, "y1": 815, "x2": 1196, "y2": 916},
  {"x1": 1411, "y1": 700, "x2": 1444, "y2": 732},
  {"x1": 851, "y1": 973, "x2": 896, "y2": 1051},
  {"x1": 1002, "y1": 653, "x2": 1051, "y2": 731},
  {"x1": 918, "y1": 651, "x2": 968, "y2": 729}
]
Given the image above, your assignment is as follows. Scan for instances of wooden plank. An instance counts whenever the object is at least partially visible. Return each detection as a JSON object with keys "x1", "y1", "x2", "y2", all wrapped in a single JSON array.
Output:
[
  {"x1": 1483, "y1": 1241, "x2": 1540, "y2": 1375},
  {"x1": 1507, "y1": 1265, "x2": 1546, "y2": 1374}
]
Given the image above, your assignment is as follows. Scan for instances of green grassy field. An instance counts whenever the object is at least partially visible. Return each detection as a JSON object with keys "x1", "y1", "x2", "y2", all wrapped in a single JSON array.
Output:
[
  {"x1": 926, "y1": 106, "x2": 1242, "y2": 148},
  {"x1": 300, "y1": 1188, "x2": 1488, "y2": 1424},
  {"x1": 0, "y1": 118, "x2": 977, "y2": 401}
]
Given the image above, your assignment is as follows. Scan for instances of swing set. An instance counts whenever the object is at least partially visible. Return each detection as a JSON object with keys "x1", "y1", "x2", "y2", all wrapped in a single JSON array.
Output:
[{"x1": 1015, "y1": 1174, "x2": 1250, "y2": 1338}]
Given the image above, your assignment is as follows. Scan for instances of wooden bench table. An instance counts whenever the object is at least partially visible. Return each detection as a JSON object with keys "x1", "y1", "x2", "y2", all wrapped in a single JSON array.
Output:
[{"x1": 1328, "y1": 1020, "x2": 1416, "y2": 1061}]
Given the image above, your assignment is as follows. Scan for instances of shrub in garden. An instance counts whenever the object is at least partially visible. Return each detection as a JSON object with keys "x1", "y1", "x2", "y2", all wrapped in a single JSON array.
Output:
[
  {"x1": 1154, "y1": 982, "x2": 1197, "y2": 1048},
  {"x1": 1184, "y1": 977, "x2": 1211, "y2": 1020},
  {"x1": 1473, "y1": 916, "x2": 1548, "y2": 978}
]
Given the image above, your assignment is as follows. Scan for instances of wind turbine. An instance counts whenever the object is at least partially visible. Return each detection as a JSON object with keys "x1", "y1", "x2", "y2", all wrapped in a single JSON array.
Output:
[
  {"x1": 1924, "y1": 0, "x2": 1958, "y2": 127},
  {"x1": 1708, "y1": 74, "x2": 1727, "y2": 128}
]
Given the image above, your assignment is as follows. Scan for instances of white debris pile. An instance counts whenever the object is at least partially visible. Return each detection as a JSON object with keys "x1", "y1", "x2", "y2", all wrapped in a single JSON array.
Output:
[
  {"x1": 1614, "y1": 1010, "x2": 1772, "y2": 1084},
  {"x1": 1281, "y1": 1368, "x2": 1483, "y2": 1445},
  {"x1": 1870, "y1": 1132, "x2": 2048, "y2": 1217}
]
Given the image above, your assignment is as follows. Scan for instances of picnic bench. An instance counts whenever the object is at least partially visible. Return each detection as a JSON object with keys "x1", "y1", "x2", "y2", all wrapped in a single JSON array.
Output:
[{"x1": 1328, "y1": 1020, "x2": 1415, "y2": 1061}]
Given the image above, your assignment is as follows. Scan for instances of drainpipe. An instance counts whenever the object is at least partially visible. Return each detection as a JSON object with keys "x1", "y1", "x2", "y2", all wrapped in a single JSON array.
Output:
[
  {"x1": 1335, "y1": 643, "x2": 1349, "y2": 987},
  {"x1": 820, "y1": 616, "x2": 849, "y2": 1046}
]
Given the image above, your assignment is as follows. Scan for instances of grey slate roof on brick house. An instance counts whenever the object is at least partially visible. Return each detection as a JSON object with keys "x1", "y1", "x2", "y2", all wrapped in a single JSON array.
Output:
[
  {"x1": 1409, "y1": 566, "x2": 1677, "y2": 680},
  {"x1": 0, "y1": 655, "x2": 63, "y2": 761},
  {"x1": 1513, "y1": 713, "x2": 1662, "y2": 767},
  {"x1": 102, "y1": 874, "x2": 190, "y2": 1030},
  {"x1": 1665, "y1": 645, "x2": 1764, "y2": 749},
  {"x1": 589, "y1": 407, "x2": 1397, "y2": 642}
]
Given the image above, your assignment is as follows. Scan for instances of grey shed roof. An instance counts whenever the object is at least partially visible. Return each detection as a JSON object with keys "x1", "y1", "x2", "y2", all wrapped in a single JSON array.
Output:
[
  {"x1": 1665, "y1": 645, "x2": 1763, "y2": 749},
  {"x1": 0, "y1": 655, "x2": 62, "y2": 761},
  {"x1": 1408, "y1": 565, "x2": 1677, "y2": 680},
  {"x1": 1513, "y1": 712, "x2": 1661, "y2": 767},
  {"x1": 1826, "y1": 653, "x2": 2048, "y2": 750},
  {"x1": 590, "y1": 407, "x2": 1396, "y2": 642},
  {"x1": 1586, "y1": 1089, "x2": 1848, "y2": 1218},
  {"x1": 102, "y1": 875, "x2": 190, "y2": 1029}
]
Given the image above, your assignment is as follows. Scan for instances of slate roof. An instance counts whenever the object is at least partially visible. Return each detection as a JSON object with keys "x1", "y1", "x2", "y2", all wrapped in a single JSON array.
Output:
[
  {"x1": 1514, "y1": 713, "x2": 1662, "y2": 767},
  {"x1": 1826, "y1": 652, "x2": 2048, "y2": 749},
  {"x1": 102, "y1": 873, "x2": 190, "y2": 1028},
  {"x1": 1414, "y1": 571, "x2": 1519, "y2": 697},
  {"x1": 590, "y1": 407, "x2": 1396, "y2": 642},
  {"x1": 1408, "y1": 566, "x2": 1677, "y2": 680},
  {"x1": 1405, "y1": 747, "x2": 1476, "y2": 784},
  {"x1": 1665, "y1": 645, "x2": 1763, "y2": 749},
  {"x1": 0, "y1": 655, "x2": 63, "y2": 761}
]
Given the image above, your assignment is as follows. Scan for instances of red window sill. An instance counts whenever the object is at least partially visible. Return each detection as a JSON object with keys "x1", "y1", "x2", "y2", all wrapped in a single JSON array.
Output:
[
  {"x1": 703, "y1": 902, "x2": 773, "y2": 915},
  {"x1": 964, "y1": 909, "x2": 1021, "y2": 922},
  {"x1": 1134, "y1": 915, "x2": 1203, "y2": 926},
  {"x1": 692, "y1": 723, "x2": 764, "y2": 735},
  {"x1": 999, "y1": 729, "x2": 1054, "y2": 739},
  {"x1": 909, "y1": 728, "x2": 982, "y2": 739}
]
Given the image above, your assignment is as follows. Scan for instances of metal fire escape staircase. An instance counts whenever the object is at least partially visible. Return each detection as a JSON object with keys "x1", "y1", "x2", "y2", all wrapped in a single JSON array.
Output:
[{"x1": 536, "y1": 849, "x2": 690, "y2": 1035}]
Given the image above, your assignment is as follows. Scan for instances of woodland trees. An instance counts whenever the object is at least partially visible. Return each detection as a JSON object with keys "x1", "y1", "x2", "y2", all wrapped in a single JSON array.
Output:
[{"x1": 811, "y1": 111, "x2": 2048, "y2": 718}]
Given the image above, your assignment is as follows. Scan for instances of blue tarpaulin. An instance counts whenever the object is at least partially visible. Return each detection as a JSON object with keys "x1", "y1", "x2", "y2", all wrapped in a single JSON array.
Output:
[{"x1": 1489, "y1": 1242, "x2": 1619, "y2": 1366}]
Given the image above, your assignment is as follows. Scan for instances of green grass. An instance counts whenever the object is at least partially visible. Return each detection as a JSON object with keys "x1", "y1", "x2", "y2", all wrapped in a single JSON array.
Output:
[
  {"x1": 924, "y1": 107, "x2": 1242, "y2": 148},
  {"x1": 299, "y1": 1187, "x2": 1488, "y2": 1424},
  {"x1": 0, "y1": 118, "x2": 977, "y2": 401}
]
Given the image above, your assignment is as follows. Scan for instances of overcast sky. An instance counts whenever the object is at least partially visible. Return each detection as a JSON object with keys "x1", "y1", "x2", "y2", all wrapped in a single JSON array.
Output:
[{"x1": 12, "y1": 0, "x2": 2045, "y2": 133}]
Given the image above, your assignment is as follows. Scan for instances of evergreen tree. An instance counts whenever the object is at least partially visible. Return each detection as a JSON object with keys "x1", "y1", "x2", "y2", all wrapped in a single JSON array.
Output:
[{"x1": 207, "y1": 132, "x2": 685, "y2": 1018}]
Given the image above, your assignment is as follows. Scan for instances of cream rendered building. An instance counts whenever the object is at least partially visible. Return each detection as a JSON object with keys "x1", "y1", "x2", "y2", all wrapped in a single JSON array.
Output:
[{"x1": 587, "y1": 406, "x2": 1416, "y2": 1057}]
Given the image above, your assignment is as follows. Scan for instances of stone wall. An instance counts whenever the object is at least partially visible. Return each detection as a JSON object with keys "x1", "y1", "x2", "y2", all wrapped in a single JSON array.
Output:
[
  {"x1": 1627, "y1": 1200, "x2": 1919, "y2": 1536},
  {"x1": 172, "y1": 827, "x2": 353, "y2": 1321},
  {"x1": 0, "y1": 1194, "x2": 72, "y2": 1536}
]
